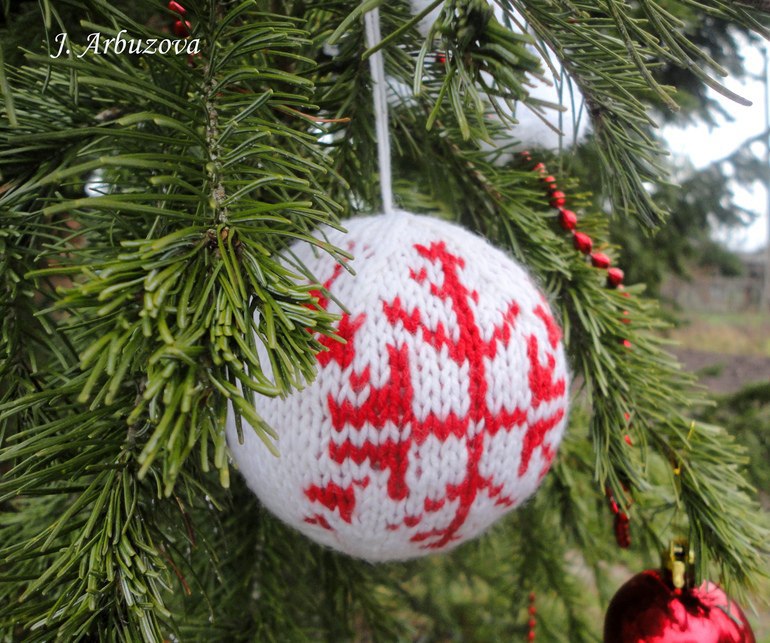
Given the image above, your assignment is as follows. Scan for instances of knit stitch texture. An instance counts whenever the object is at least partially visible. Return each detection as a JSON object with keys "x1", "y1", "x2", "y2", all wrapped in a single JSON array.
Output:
[{"x1": 227, "y1": 211, "x2": 570, "y2": 561}]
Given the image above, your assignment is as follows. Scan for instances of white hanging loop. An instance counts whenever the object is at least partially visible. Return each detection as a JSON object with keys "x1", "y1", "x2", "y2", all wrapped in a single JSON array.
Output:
[{"x1": 364, "y1": 8, "x2": 394, "y2": 214}]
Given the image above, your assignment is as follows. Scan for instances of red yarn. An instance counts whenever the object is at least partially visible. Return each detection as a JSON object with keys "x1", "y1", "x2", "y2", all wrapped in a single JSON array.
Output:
[
  {"x1": 305, "y1": 241, "x2": 566, "y2": 549},
  {"x1": 305, "y1": 482, "x2": 359, "y2": 523}
]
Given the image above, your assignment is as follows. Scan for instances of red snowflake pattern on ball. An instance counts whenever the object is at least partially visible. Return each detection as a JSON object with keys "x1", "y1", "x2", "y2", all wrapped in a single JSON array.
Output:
[{"x1": 304, "y1": 240, "x2": 566, "y2": 549}]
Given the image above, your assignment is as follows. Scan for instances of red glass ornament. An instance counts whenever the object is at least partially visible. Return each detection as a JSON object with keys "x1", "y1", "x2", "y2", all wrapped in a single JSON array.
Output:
[
  {"x1": 607, "y1": 267, "x2": 624, "y2": 288},
  {"x1": 591, "y1": 252, "x2": 611, "y2": 269},
  {"x1": 604, "y1": 569, "x2": 755, "y2": 643},
  {"x1": 168, "y1": 0, "x2": 187, "y2": 14},
  {"x1": 559, "y1": 208, "x2": 577, "y2": 231},
  {"x1": 573, "y1": 232, "x2": 593, "y2": 254}
]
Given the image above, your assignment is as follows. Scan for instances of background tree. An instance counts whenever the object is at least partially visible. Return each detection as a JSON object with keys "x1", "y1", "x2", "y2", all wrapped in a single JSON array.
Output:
[{"x1": 0, "y1": 0, "x2": 768, "y2": 640}]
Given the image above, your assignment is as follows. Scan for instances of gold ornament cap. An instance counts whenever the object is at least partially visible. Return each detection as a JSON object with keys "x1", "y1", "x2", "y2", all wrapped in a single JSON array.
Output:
[{"x1": 662, "y1": 539, "x2": 695, "y2": 590}]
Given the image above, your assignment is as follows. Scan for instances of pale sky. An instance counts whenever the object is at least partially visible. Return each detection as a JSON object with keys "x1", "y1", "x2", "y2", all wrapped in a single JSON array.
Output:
[{"x1": 662, "y1": 42, "x2": 768, "y2": 253}]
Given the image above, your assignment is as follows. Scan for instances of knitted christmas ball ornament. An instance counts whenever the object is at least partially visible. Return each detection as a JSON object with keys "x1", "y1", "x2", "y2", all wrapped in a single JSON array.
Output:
[{"x1": 227, "y1": 210, "x2": 570, "y2": 561}]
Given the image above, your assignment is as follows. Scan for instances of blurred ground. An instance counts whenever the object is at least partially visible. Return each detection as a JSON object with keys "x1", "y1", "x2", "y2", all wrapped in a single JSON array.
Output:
[
  {"x1": 672, "y1": 348, "x2": 770, "y2": 394},
  {"x1": 666, "y1": 311, "x2": 770, "y2": 394}
]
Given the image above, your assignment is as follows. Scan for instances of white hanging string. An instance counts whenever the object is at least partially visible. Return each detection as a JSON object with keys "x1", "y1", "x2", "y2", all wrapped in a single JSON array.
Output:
[{"x1": 363, "y1": 8, "x2": 394, "y2": 214}]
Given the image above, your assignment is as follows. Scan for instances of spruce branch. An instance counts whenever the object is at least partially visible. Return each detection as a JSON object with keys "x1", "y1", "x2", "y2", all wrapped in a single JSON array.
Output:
[
  {"x1": 1, "y1": 1, "x2": 349, "y2": 637},
  {"x1": 414, "y1": 0, "x2": 545, "y2": 139},
  {"x1": 500, "y1": 0, "x2": 769, "y2": 226},
  {"x1": 734, "y1": 0, "x2": 770, "y2": 12}
]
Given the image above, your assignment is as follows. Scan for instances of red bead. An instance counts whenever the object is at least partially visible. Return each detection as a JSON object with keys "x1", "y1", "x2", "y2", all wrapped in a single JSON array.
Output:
[
  {"x1": 533, "y1": 162, "x2": 546, "y2": 173},
  {"x1": 591, "y1": 252, "x2": 611, "y2": 269},
  {"x1": 168, "y1": 0, "x2": 187, "y2": 14},
  {"x1": 528, "y1": 605, "x2": 537, "y2": 615},
  {"x1": 573, "y1": 232, "x2": 593, "y2": 254},
  {"x1": 528, "y1": 632, "x2": 536, "y2": 641},
  {"x1": 549, "y1": 190, "x2": 566, "y2": 207},
  {"x1": 623, "y1": 412, "x2": 630, "y2": 422},
  {"x1": 528, "y1": 618, "x2": 537, "y2": 627},
  {"x1": 604, "y1": 569, "x2": 756, "y2": 642},
  {"x1": 620, "y1": 290, "x2": 631, "y2": 298},
  {"x1": 542, "y1": 175, "x2": 557, "y2": 186},
  {"x1": 613, "y1": 512, "x2": 631, "y2": 548},
  {"x1": 621, "y1": 310, "x2": 630, "y2": 324},
  {"x1": 174, "y1": 19, "x2": 191, "y2": 37},
  {"x1": 558, "y1": 208, "x2": 577, "y2": 230},
  {"x1": 529, "y1": 591, "x2": 536, "y2": 602},
  {"x1": 621, "y1": 339, "x2": 632, "y2": 349},
  {"x1": 435, "y1": 53, "x2": 446, "y2": 64},
  {"x1": 607, "y1": 267, "x2": 624, "y2": 288},
  {"x1": 624, "y1": 434, "x2": 633, "y2": 446}
]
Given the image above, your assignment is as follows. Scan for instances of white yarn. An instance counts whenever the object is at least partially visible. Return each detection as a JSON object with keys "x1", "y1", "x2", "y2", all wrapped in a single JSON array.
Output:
[
  {"x1": 227, "y1": 211, "x2": 570, "y2": 561},
  {"x1": 364, "y1": 8, "x2": 394, "y2": 214}
]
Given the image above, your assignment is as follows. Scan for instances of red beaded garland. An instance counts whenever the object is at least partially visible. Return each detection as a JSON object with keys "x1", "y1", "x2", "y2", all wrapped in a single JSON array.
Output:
[
  {"x1": 573, "y1": 231, "x2": 593, "y2": 254},
  {"x1": 174, "y1": 19, "x2": 191, "y2": 37},
  {"x1": 528, "y1": 592, "x2": 537, "y2": 641},
  {"x1": 522, "y1": 153, "x2": 625, "y2": 298},
  {"x1": 549, "y1": 190, "x2": 567, "y2": 208},
  {"x1": 559, "y1": 208, "x2": 578, "y2": 231},
  {"x1": 606, "y1": 486, "x2": 632, "y2": 549},
  {"x1": 613, "y1": 512, "x2": 631, "y2": 549},
  {"x1": 607, "y1": 267, "x2": 624, "y2": 288},
  {"x1": 591, "y1": 252, "x2": 611, "y2": 269},
  {"x1": 523, "y1": 152, "x2": 636, "y2": 550}
]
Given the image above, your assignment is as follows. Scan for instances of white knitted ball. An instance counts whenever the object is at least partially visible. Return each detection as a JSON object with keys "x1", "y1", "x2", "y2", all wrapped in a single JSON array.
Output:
[{"x1": 227, "y1": 211, "x2": 569, "y2": 561}]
